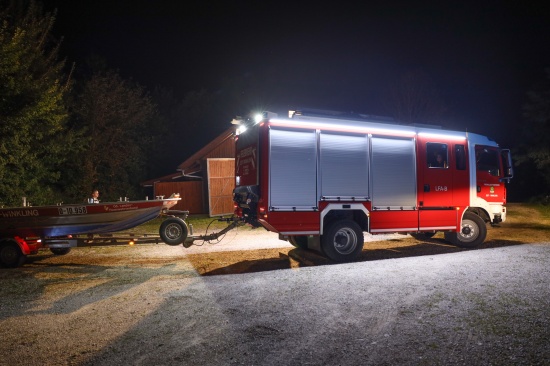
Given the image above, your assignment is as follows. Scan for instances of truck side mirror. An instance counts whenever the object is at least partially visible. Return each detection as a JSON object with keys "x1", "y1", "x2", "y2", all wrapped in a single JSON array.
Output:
[{"x1": 501, "y1": 149, "x2": 514, "y2": 181}]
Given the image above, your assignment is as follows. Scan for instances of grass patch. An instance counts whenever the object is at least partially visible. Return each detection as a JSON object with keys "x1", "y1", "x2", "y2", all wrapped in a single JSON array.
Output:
[{"x1": 532, "y1": 204, "x2": 550, "y2": 219}]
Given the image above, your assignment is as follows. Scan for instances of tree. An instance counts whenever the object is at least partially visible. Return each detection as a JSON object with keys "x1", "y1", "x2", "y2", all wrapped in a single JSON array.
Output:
[
  {"x1": 514, "y1": 68, "x2": 550, "y2": 200},
  {"x1": 384, "y1": 70, "x2": 447, "y2": 125},
  {"x1": 69, "y1": 70, "x2": 155, "y2": 201},
  {"x1": 0, "y1": 0, "x2": 72, "y2": 206},
  {"x1": 148, "y1": 86, "x2": 233, "y2": 177}
]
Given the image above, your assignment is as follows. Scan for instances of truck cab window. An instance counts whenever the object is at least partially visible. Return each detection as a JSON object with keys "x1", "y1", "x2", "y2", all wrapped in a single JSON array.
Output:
[
  {"x1": 427, "y1": 143, "x2": 448, "y2": 168},
  {"x1": 455, "y1": 144, "x2": 466, "y2": 170},
  {"x1": 476, "y1": 147, "x2": 500, "y2": 176}
]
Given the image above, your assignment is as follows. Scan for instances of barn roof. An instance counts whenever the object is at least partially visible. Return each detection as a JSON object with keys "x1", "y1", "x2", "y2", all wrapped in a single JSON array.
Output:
[
  {"x1": 177, "y1": 126, "x2": 236, "y2": 174},
  {"x1": 142, "y1": 126, "x2": 236, "y2": 187}
]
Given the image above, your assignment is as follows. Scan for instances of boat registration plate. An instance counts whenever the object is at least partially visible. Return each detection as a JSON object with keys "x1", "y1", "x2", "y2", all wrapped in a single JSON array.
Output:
[{"x1": 58, "y1": 206, "x2": 88, "y2": 215}]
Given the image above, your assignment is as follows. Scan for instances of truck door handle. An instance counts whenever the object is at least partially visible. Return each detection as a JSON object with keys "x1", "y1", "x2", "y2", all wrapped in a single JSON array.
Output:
[{"x1": 424, "y1": 184, "x2": 430, "y2": 192}]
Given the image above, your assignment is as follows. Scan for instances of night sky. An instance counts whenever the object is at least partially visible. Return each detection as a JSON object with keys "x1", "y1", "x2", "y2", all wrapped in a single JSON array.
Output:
[{"x1": 43, "y1": 1, "x2": 550, "y2": 147}]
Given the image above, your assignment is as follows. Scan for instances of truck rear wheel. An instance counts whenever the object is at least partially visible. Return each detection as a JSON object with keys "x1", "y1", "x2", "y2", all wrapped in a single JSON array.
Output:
[
  {"x1": 444, "y1": 212, "x2": 487, "y2": 248},
  {"x1": 160, "y1": 217, "x2": 188, "y2": 245},
  {"x1": 289, "y1": 236, "x2": 308, "y2": 249},
  {"x1": 0, "y1": 241, "x2": 27, "y2": 268},
  {"x1": 321, "y1": 220, "x2": 364, "y2": 262}
]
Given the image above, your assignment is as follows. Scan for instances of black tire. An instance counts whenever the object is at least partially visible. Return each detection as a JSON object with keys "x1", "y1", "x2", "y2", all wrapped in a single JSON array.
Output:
[
  {"x1": 289, "y1": 236, "x2": 308, "y2": 249},
  {"x1": 0, "y1": 242, "x2": 27, "y2": 268},
  {"x1": 50, "y1": 248, "x2": 71, "y2": 255},
  {"x1": 410, "y1": 232, "x2": 436, "y2": 240},
  {"x1": 160, "y1": 217, "x2": 188, "y2": 245},
  {"x1": 321, "y1": 220, "x2": 364, "y2": 262},
  {"x1": 444, "y1": 212, "x2": 487, "y2": 248}
]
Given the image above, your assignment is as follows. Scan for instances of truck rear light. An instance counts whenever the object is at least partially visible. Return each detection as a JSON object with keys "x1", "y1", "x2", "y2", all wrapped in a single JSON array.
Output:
[{"x1": 259, "y1": 204, "x2": 268, "y2": 218}]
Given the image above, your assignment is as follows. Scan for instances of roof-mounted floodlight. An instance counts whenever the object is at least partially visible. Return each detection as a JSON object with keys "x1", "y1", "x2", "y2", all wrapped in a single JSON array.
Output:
[
  {"x1": 231, "y1": 117, "x2": 244, "y2": 125},
  {"x1": 254, "y1": 111, "x2": 278, "y2": 123},
  {"x1": 237, "y1": 125, "x2": 247, "y2": 134}
]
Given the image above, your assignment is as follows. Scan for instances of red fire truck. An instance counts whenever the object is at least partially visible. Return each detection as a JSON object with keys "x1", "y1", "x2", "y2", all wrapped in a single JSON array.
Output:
[{"x1": 233, "y1": 110, "x2": 514, "y2": 262}]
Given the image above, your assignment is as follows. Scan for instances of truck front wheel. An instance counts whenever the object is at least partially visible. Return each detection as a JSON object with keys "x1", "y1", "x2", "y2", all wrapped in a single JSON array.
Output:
[
  {"x1": 0, "y1": 242, "x2": 26, "y2": 268},
  {"x1": 444, "y1": 212, "x2": 487, "y2": 248},
  {"x1": 321, "y1": 220, "x2": 364, "y2": 262}
]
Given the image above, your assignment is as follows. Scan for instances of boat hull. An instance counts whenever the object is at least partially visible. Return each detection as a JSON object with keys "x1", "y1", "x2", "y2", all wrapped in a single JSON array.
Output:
[{"x1": 0, "y1": 198, "x2": 180, "y2": 238}]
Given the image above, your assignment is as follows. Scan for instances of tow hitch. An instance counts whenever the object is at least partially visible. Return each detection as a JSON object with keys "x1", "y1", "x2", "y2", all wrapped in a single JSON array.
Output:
[
  {"x1": 183, "y1": 216, "x2": 246, "y2": 247},
  {"x1": 160, "y1": 214, "x2": 246, "y2": 248}
]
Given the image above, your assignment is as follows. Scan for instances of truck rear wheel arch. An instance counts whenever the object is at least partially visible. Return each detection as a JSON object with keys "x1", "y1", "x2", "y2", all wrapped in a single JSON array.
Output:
[{"x1": 322, "y1": 209, "x2": 369, "y2": 234}]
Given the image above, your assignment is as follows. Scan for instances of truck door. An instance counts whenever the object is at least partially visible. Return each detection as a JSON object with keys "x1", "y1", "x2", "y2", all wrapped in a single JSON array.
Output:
[
  {"x1": 417, "y1": 137, "x2": 458, "y2": 231},
  {"x1": 475, "y1": 146, "x2": 506, "y2": 205}
]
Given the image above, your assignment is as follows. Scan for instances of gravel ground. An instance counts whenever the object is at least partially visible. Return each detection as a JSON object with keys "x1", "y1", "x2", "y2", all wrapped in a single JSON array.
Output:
[{"x1": 0, "y1": 224, "x2": 549, "y2": 365}]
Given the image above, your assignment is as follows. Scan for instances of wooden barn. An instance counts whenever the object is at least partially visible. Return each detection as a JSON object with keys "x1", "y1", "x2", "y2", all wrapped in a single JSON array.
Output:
[{"x1": 142, "y1": 127, "x2": 236, "y2": 216}]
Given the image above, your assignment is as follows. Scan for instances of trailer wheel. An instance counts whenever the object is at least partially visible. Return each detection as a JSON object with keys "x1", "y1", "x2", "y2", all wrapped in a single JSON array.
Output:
[
  {"x1": 160, "y1": 217, "x2": 188, "y2": 245},
  {"x1": 444, "y1": 212, "x2": 487, "y2": 248},
  {"x1": 0, "y1": 242, "x2": 27, "y2": 268},
  {"x1": 321, "y1": 220, "x2": 364, "y2": 262},
  {"x1": 289, "y1": 236, "x2": 308, "y2": 249},
  {"x1": 50, "y1": 248, "x2": 71, "y2": 255}
]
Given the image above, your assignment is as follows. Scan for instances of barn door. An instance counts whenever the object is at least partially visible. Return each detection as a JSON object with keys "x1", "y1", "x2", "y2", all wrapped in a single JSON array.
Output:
[{"x1": 207, "y1": 158, "x2": 235, "y2": 216}]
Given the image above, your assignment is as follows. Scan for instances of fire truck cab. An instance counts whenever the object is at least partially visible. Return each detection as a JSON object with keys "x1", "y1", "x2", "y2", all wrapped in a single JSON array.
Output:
[{"x1": 233, "y1": 111, "x2": 513, "y2": 262}]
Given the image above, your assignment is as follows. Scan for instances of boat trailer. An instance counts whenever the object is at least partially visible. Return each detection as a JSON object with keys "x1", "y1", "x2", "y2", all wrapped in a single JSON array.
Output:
[
  {"x1": 158, "y1": 212, "x2": 246, "y2": 248},
  {"x1": 0, "y1": 209, "x2": 245, "y2": 268},
  {"x1": 52, "y1": 211, "x2": 247, "y2": 249}
]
